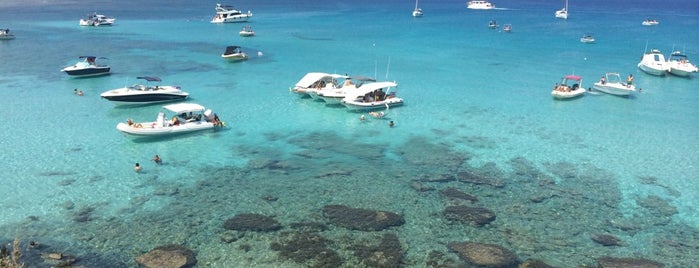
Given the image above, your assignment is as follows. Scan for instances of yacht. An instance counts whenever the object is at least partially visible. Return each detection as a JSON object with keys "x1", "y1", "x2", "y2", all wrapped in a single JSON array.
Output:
[
  {"x1": 211, "y1": 4, "x2": 252, "y2": 23},
  {"x1": 467, "y1": 1, "x2": 495, "y2": 10},
  {"x1": 316, "y1": 76, "x2": 377, "y2": 104},
  {"x1": 100, "y1": 77, "x2": 189, "y2": 105},
  {"x1": 638, "y1": 49, "x2": 670, "y2": 76},
  {"x1": 0, "y1": 28, "x2": 14, "y2": 40},
  {"x1": 79, "y1": 13, "x2": 115, "y2": 26},
  {"x1": 412, "y1": 0, "x2": 423, "y2": 17},
  {"x1": 555, "y1": 0, "x2": 568, "y2": 19},
  {"x1": 341, "y1": 81, "x2": 404, "y2": 111},
  {"x1": 116, "y1": 103, "x2": 224, "y2": 137},
  {"x1": 593, "y1": 73, "x2": 635, "y2": 96},
  {"x1": 61, "y1": 56, "x2": 110, "y2": 77},
  {"x1": 667, "y1": 51, "x2": 698, "y2": 77},
  {"x1": 221, "y1": 46, "x2": 248, "y2": 61}
]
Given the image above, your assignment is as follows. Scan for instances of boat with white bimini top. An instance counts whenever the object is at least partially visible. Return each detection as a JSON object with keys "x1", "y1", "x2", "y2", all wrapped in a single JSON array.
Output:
[
  {"x1": 316, "y1": 76, "x2": 377, "y2": 105},
  {"x1": 0, "y1": 28, "x2": 14, "y2": 40},
  {"x1": 116, "y1": 103, "x2": 224, "y2": 137},
  {"x1": 239, "y1": 25, "x2": 254, "y2": 37},
  {"x1": 667, "y1": 51, "x2": 698, "y2": 77},
  {"x1": 341, "y1": 81, "x2": 404, "y2": 111},
  {"x1": 593, "y1": 73, "x2": 635, "y2": 96},
  {"x1": 211, "y1": 4, "x2": 252, "y2": 23},
  {"x1": 221, "y1": 46, "x2": 248, "y2": 61},
  {"x1": 100, "y1": 76, "x2": 189, "y2": 105},
  {"x1": 79, "y1": 13, "x2": 115, "y2": 26},
  {"x1": 642, "y1": 19, "x2": 659, "y2": 26},
  {"x1": 61, "y1": 56, "x2": 110, "y2": 77},
  {"x1": 467, "y1": 1, "x2": 495, "y2": 10},
  {"x1": 412, "y1": 0, "x2": 423, "y2": 17},
  {"x1": 638, "y1": 49, "x2": 670, "y2": 76},
  {"x1": 290, "y1": 72, "x2": 347, "y2": 97},
  {"x1": 552, "y1": 75, "x2": 585, "y2": 99},
  {"x1": 555, "y1": 0, "x2": 568, "y2": 19},
  {"x1": 580, "y1": 33, "x2": 595, "y2": 43}
]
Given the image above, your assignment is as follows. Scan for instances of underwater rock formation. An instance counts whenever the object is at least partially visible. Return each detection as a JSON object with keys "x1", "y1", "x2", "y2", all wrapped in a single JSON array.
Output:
[
  {"x1": 322, "y1": 205, "x2": 404, "y2": 231},
  {"x1": 223, "y1": 213, "x2": 282, "y2": 232},
  {"x1": 270, "y1": 232, "x2": 342, "y2": 268},
  {"x1": 135, "y1": 244, "x2": 197, "y2": 268},
  {"x1": 443, "y1": 205, "x2": 496, "y2": 226},
  {"x1": 447, "y1": 242, "x2": 518, "y2": 267},
  {"x1": 597, "y1": 256, "x2": 664, "y2": 268}
]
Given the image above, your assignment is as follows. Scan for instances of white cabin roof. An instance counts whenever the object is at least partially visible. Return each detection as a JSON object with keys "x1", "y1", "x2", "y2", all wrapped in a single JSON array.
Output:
[
  {"x1": 345, "y1": 81, "x2": 398, "y2": 98},
  {"x1": 295, "y1": 72, "x2": 348, "y2": 87},
  {"x1": 163, "y1": 103, "x2": 206, "y2": 113}
]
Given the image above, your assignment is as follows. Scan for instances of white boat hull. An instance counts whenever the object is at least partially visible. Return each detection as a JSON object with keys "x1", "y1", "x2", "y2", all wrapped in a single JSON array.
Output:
[
  {"x1": 668, "y1": 63, "x2": 698, "y2": 77},
  {"x1": 593, "y1": 82, "x2": 634, "y2": 96},
  {"x1": 222, "y1": 53, "x2": 248, "y2": 61},
  {"x1": 638, "y1": 63, "x2": 668, "y2": 76},
  {"x1": 117, "y1": 121, "x2": 215, "y2": 136},
  {"x1": 342, "y1": 97, "x2": 404, "y2": 111},
  {"x1": 552, "y1": 88, "x2": 585, "y2": 99}
]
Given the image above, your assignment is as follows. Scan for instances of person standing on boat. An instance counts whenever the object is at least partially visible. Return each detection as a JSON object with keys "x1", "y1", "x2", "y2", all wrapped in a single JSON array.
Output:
[{"x1": 626, "y1": 74, "x2": 634, "y2": 88}]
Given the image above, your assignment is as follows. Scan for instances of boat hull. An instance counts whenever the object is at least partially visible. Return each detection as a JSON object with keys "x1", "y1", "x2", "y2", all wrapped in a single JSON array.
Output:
[
  {"x1": 62, "y1": 66, "x2": 111, "y2": 77},
  {"x1": 342, "y1": 98, "x2": 404, "y2": 111},
  {"x1": 117, "y1": 121, "x2": 215, "y2": 136},
  {"x1": 0, "y1": 35, "x2": 15, "y2": 40},
  {"x1": 638, "y1": 63, "x2": 667, "y2": 76},
  {"x1": 102, "y1": 94, "x2": 188, "y2": 105},
  {"x1": 668, "y1": 64, "x2": 698, "y2": 77},
  {"x1": 593, "y1": 82, "x2": 634, "y2": 96},
  {"x1": 552, "y1": 88, "x2": 585, "y2": 99},
  {"x1": 222, "y1": 53, "x2": 248, "y2": 61}
]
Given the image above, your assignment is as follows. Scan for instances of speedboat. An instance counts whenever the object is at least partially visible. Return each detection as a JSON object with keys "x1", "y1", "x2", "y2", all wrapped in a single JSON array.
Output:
[
  {"x1": 552, "y1": 75, "x2": 585, "y2": 99},
  {"x1": 467, "y1": 1, "x2": 495, "y2": 10},
  {"x1": 593, "y1": 73, "x2": 635, "y2": 96},
  {"x1": 341, "y1": 81, "x2": 404, "y2": 111},
  {"x1": 667, "y1": 51, "x2": 698, "y2": 77},
  {"x1": 79, "y1": 13, "x2": 115, "y2": 26},
  {"x1": 0, "y1": 28, "x2": 14, "y2": 40},
  {"x1": 580, "y1": 33, "x2": 595, "y2": 43},
  {"x1": 61, "y1": 56, "x2": 111, "y2": 77},
  {"x1": 488, "y1": 20, "x2": 498, "y2": 29},
  {"x1": 638, "y1": 49, "x2": 670, "y2": 76},
  {"x1": 290, "y1": 72, "x2": 347, "y2": 97},
  {"x1": 555, "y1": 0, "x2": 568, "y2": 19},
  {"x1": 412, "y1": 0, "x2": 423, "y2": 17},
  {"x1": 642, "y1": 19, "x2": 659, "y2": 26},
  {"x1": 316, "y1": 76, "x2": 377, "y2": 105},
  {"x1": 503, "y1": 24, "x2": 512, "y2": 33},
  {"x1": 211, "y1": 3, "x2": 252, "y2": 23},
  {"x1": 221, "y1": 46, "x2": 248, "y2": 61},
  {"x1": 239, "y1": 25, "x2": 254, "y2": 37},
  {"x1": 100, "y1": 76, "x2": 189, "y2": 105},
  {"x1": 116, "y1": 103, "x2": 224, "y2": 137}
]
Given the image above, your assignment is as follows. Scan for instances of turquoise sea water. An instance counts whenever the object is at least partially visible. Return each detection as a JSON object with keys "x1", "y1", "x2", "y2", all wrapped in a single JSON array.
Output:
[{"x1": 1, "y1": 0, "x2": 697, "y2": 267}]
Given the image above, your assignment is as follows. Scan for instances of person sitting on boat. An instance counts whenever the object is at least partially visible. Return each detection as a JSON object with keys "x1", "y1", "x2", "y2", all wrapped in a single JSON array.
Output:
[
  {"x1": 600, "y1": 76, "x2": 606, "y2": 85},
  {"x1": 344, "y1": 79, "x2": 353, "y2": 87},
  {"x1": 172, "y1": 116, "x2": 180, "y2": 126}
]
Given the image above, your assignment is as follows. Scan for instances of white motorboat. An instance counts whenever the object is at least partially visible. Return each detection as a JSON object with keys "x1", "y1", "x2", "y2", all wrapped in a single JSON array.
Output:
[
  {"x1": 0, "y1": 28, "x2": 14, "y2": 40},
  {"x1": 642, "y1": 19, "x2": 659, "y2": 26},
  {"x1": 116, "y1": 103, "x2": 224, "y2": 137},
  {"x1": 341, "y1": 81, "x2": 404, "y2": 111},
  {"x1": 316, "y1": 76, "x2": 377, "y2": 105},
  {"x1": 79, "y1": 13, "x2": 115, "y2": 26},
  {"x1": 239, "y1": 25, "x2": 254, "y2": 37},
  {"x1": 61, "y1": 56, "x2": 111, "y2": 77},
  {"x1": 552, "y1": 75, "x2": 585, "y2": 99},
  {"x1": 211, "y1": 3, "x2": 252, "y2": 23},
  {"x1": 580, "y1": 33, "x2": 595, "y2": 43},
  {"x1": 488, "y1": 20, "x2": 498, "y2": 29},
  {"x1": 555, "y1": 0, "x2": 568, "y2": 19},
  {"x1": 467, "y1": 1, "x2": 495, "y2": 10},
  {"x1": 221, "y1": 46, "x2": 248, "y2": 61},
  {"x1": 593, "y1": 73, "x2": 635, "y2": 96},
  {"x1": 100, "y1": 76, "x2": 189, "y2": 105},
  {"x1": 290, "y1": 72, "x2": 347, "y2": 97},
  {"x1": 412, "y1": 0, "x2": 423, "y2": 17},
  {"x1": 638, "y1": 49, "x2": 670, "y2": 76},
  {"x1": 503, "y1": 24, "x2": 512, "y2": 33},
  {"x1": 667, "y1": 51, "x2": 698, "y2": 77}
]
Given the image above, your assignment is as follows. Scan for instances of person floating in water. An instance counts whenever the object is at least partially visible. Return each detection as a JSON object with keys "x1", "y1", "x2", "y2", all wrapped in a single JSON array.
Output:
[
  {"x1": 134, "y1": 163, "x2": 141, "y2": 173},
  {"x1": 389, "y1": 121, "x2": 395, "y2": 127},
  {"x1": 369, "y1": 111, "x2": 385, "y2": 118},
  {"x1": 153, "y1": 155, "x2": 162, "y2": 164}
]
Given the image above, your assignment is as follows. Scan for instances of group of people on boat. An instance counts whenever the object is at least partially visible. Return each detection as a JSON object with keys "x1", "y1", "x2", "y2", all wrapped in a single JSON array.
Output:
[
  {"x1": 363, "y1": 88, "x2": 388, "y2": 102},
  {"x1": 553, "y1": 83, "x2": 579, "y2": 92}
]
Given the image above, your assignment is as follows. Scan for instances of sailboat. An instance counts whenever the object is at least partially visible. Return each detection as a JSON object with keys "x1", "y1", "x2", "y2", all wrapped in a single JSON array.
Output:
[
  {"x1": 555, "y1": 0, "x2": 568, "y2": 19},
  {"x1": 412, "y1": 0, "x2": 423, "y2": 17}
]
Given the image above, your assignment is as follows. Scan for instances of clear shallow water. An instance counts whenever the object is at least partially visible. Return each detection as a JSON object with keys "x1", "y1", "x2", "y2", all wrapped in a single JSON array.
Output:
[{"x1": 1, "y1": 0, "x2": 697, "y2": 267}]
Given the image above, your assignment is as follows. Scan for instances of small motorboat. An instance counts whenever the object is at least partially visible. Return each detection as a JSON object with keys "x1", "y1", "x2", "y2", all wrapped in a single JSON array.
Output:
[
  {"x1": 79, "y1": 13, "x2": 115, "y2": 26},
  {"x1": 100, "y1": 76, "x2": 189, "y2": 105},
  {"x1": 239, "y1": 25, "x2": 255, "y2": 37},
  {"x1": 341, "y1": 81, "x2": 404, "y2": 111},
  {"x1": 552, "y1": 75, "x2": 585, "y2": 99},
  {"x1": 467, "y1": 1, "x2": 495, "y2": 10},
  {"x1": 61, "y1": 56, "x2": 111, "y2": 77},
  {"x1": 580, "y1": 33, "x2": 595, "y2": 43},
  {"x1": 503, "y1": 24, "x2": 512, "y2": 33},
  {"x1": 667, "y1": 51, "x2": 698, "y2": 77},
  {"x1": 211, "y1": 3, "x2": 252, "y2": 23},
  {"x1": 116, "y1": 103, "x2": 224, "y2": 137},
  {"x1": 0, "y1": 28, "x2": 15, "y2": 40},
  {"x1": 593, "y1": 72, "x2": 635, "y2": 96},
  {"x1": 221, "y1": 46, "x2": 248, "y2": 61},
  {"x1": 488, "y1": 20, "x2": 498, "y2": 29},
  {"x1": 642, "y1": 19, "x2": 659, "y2": 26},
  {"x1": 638, "y1": 49, "x2": 670, "y2": 76}
]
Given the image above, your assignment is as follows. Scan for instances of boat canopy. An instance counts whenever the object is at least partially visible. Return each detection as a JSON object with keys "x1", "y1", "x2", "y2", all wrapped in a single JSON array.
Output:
[
  {"x1": 295, "y1": 72, "x2": 348, "y2": 87},
  {"x1": 350, "y1": 76, "x2": 376, "y2": 82},
  {"x1": 137, "y1": 76, "x2": 162, "y2": 82},
  {"x1": 163, "y1": 103, "x2": 206, "y2": 114},
  {"x1": 564, "y1": 75, "x2": 581, "y2": 81},
  {"x1": 223, "y1": 46, "x2": 243, "y2": 55},
  {"x1": 345, "y1": 81, "x2": 398, "y2": 99}
]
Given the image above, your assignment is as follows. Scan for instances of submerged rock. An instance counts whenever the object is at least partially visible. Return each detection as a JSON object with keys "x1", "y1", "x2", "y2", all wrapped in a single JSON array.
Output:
[
  {"x1": 135, "y1": 244, "x2": 197, "y2": 268},
  {"x1": 440, "y1": 187, "x2": 478, "y2": 202},
  {"x1": 456, "y1": 171, "x2": 505, "y2": 187},
  {"x1": 590, "y1": 233, "x2": 624, "y2": 246},
  {"x1": 322, "y1": 205, "x2": 404, "y2": 231},
  {"x1": 223, "y1": 213, "x2": 282, "y2": 232},
  {"x1": 443, "y1": 205, "x2": 496, "y2": 226},
  {"x1": 270, "y1": 232, "x2": 342, "y2": 268},
  {"x1": 352, "y1": 233, "x2": 404, "y2": 267},
  {"x1": 519, "y1": 259, "x2": 559, "y2": 268},
  {"x1": 597, "y1": 257, "x2": 664, "y2": 268},
  {"x1": 447, "y1": 242, "x2": 518, "y2": 267}
]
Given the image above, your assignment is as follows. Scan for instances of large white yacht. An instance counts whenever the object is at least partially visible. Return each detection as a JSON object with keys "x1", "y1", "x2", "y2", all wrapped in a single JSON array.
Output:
[
  {"x1": 467, "y1": 1, "x2": 495, "y2": 10},
  {"x1": 638, "y1": 49, "x2": 670, "y2": 76},
  {"x1": 211, "y1": 4, "x2": 252, "y2": 23}
]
